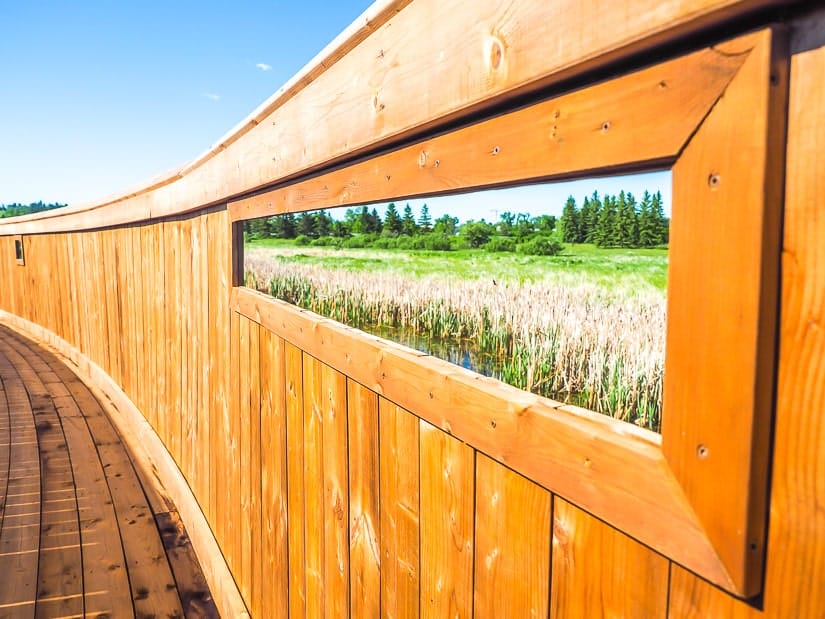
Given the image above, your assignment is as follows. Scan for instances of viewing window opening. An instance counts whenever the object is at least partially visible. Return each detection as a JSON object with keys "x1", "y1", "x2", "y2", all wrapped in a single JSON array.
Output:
[{"x1": 243, "y1": 172, "x2": 671, "y2": 432}]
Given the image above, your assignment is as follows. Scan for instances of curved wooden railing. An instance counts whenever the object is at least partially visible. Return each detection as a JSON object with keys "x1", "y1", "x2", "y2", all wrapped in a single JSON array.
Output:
[{"x1": 2, "y1": 1, "x2": 824, "y2": 616}]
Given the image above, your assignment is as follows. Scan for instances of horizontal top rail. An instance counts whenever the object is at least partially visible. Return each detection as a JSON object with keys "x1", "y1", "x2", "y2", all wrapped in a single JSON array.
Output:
[{"x1": 0, "y1": 0, "x2": 795, "y2": 235}]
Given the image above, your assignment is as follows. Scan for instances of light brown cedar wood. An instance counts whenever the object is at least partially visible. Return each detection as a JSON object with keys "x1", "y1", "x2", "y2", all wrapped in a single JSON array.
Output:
[
  {"x1": 0, "y1": 1, "x2": 793, "y2": 235},
  {"x1": 259, "y1": 330, "x2": 289, "y2": 618},
  {"x1": 298, "y1": 355, "x2": 351, "y2": 618},
  {"x1": 667, "y1": 33, "x2": 825, "y2": 619},
  {"x1": 248, "y1": 320, "x2": 263, "y2": 618},
  {"x1": 347, "y1": 379, "x2": 381, "y2": 618},
  {"x1": 237, "y1": 315, "x2": 252, "y2": 607},
  {"x1": 419, "y1": 420, "x2": 475, "y2": 617},
  {"x1": 285, "y1": 341, "x2": 308, "y2": 617},
  {"x1": 320, "y1": 360, "x2": 350, "y2": 618},
  {"x1": 473, "y1": 454, "x2": 551, "y2": 617},
  {"x1": 302, "y1": 353, "x2": 327, "y2": 616},
  {"x1": 551, "y1": 498, "x2": 668, "y2": 618},
  {"x1": 226, "y1": 309, "x2": 241, "y2": 577},
  {"x1": 232, "y1": 286, "x2": 730, "y2": 589},
  {"x1": 664, "y1": 28, "x2": 784, "y2": 595},
  {"x1": 229, "y1": 38, "x2": 754, "y2": 223},
  {"x1": 379, "y1": 398, "x2": 420, "y2": 619}
]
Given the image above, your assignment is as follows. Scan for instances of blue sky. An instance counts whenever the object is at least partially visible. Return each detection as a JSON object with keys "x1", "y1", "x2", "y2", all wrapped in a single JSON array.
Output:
[{"x1": 0, "y1": 1, "x2": 670, "y2": 216}]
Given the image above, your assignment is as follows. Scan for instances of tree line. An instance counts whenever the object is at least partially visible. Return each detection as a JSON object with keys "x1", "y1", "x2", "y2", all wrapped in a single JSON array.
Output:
[
  {"x1": 560, "y1": 190, "x2": 668, "y2": 248},
  {"x1": 245, "y1": 190, "x2": 668, "y2": 254},
  {"x1": 0, "y1": 201, "x2": 66, "y2": 218},
  {"x1": 245, "y1": 202, "x2": 565, "y2": 255}
]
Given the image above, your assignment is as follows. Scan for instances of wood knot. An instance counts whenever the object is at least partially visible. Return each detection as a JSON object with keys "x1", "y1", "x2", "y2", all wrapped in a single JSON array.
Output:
[{"x1": 490, "y1": 39, "x2": 503, "y2": 70}]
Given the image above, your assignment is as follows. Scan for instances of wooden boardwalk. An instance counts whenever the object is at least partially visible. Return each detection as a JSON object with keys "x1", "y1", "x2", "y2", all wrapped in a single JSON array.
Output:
[{"x1": 0, "y1": 324, "x2": 218, "y2": 619}]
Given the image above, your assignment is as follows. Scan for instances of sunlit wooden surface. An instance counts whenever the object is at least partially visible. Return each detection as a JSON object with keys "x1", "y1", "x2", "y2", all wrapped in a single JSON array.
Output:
[{"x1": 0, "y1": 325, "x2": 217, "y2": 619}]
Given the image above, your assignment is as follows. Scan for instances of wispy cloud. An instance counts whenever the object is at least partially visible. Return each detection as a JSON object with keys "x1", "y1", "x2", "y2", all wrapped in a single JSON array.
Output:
[
  {"x1": 255, "y1": 62, "x2": 272, "y2": 71},
  {"x1": 203, "y1": 93, "x2": 220, "y2": 101}
]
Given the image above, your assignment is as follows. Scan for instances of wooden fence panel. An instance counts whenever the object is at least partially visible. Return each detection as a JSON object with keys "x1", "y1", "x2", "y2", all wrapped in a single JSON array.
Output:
[
  {"x1": 551, "y1": 498, "x2": 669, "y2": 617},
  {"x1": 260, "y1": 329, "x2": 289, "y2": 618},
  {"x1": 0, "y1": 3, "x2": 822, "y2": 617},
  {"x1": 473, "y1": 454, "x2": 551, "y2": 617},
  {"x1": 379, "y1": 398, "x2": 420, "y2": 618},
  {"x1": 419, "y1": 421, "x2": 475, "y2": 617},
  {"x1": 347, "y1": 379, "x2": 381, "y2": 618},
  {"x1": 285, "y1": 341, "x2": 307, "y2": 617}
]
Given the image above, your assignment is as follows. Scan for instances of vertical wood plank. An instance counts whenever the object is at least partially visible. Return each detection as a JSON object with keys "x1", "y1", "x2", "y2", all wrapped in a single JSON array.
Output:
[
  {"x1": 419, "y1": 420, "x2": 475, "y2": 617},
  {"x1": 226, "y1": 309, "x2": 242, "y2": 586},
  {"x1": 298, "y1": 354, "x2": 350, "y2": 616},
  {"x1": 379, "y1": 398, "x2": 420, "y2": 619},
  {"x1": 248, "y1": 319, "x2": 263, "y2": 617},
  {"x1": 237, "y1": 315, "x2": 252, "y2": 607},
  {"x1": 551, "y1": 498, "x2": 668, "y2": 618},
  {"x1": 322, "y1": 361, "x2": 349, "y2": 619},
  {"x1": 260, "y1": 329, "x2": 289, "y2": 618},
  {"x1": 348, "y1": 380, "x2": 381, "y2": 619},
  {"x1": 285, "y1": 341, "x2": 307, "y2": 617},
  {"x1": 474, "y1": 453, "x2": 551, "y2": 617}
]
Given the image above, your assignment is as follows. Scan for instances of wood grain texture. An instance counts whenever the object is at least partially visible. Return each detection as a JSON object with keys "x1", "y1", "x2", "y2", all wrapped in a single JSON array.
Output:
[
  {"x1": 285, "y1": 341, "x2": 307, "y2": 617},
  {"x1": 233, "y1": 286, "x2": 730, "y2": 588},
  {"x1": 230, "y1": 39, "x2": 753, "y2": 222},
  {"x1": 473, "y1": 454, "x2": 551, "y2": 617},
  {"x1": 302, "y1": 353, "x2": 327, "y2": 617},
  {"x1": 551, "y1": 498, "x2": 669, "y2": 618},
  {"x1": 419, "y1": 421, "x2": 475, "y2": 617},
  {"x1": 664, "y1": 28, "x2": 785, "y2": 595},
  {"x1": 0, "y1": 0, "x2": 793, "y2": 235},
  {"x1": 379, "y1": 398, "x2": 420, "y2": 619},
  {"x1": 667, "y1": 26, "x2": 825, "y2": 619},
  {"x1": 347, "y1": 379, "x2": 381, "y2": 619},
  {"x1": 259, "y1": 329, "x2": 289, "y2": 619}
]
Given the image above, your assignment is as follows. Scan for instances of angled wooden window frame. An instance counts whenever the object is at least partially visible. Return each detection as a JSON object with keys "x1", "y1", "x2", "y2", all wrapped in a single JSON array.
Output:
[{"x1": 228, "y1": 28, "x2": 786, "y2": 597}]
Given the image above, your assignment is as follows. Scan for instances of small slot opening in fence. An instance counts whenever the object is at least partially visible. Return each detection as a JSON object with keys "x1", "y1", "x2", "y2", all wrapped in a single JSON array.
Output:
[{"x1": 14, "y1": 235, "x2": 24, "y2": 266}]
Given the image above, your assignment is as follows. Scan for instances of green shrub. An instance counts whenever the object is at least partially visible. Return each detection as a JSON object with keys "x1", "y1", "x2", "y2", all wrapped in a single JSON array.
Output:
[
  {"x1": 516, "y1": 236, "x2": 563, "y2": 256},
  {"x1": 485, "y1": 237, "x2": 516, "y2": 252}
]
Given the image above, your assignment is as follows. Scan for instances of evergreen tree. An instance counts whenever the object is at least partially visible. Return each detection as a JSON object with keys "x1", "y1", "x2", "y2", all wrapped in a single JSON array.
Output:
[
  {"x1": 560, "y1": 196, "x2": 581, "y2": 243},
  {"x1": 595, "y1": 195, "x2": 617, "y2": 247},
  {"x1": 383, "y1": 202, "x2": 403, "y2": 236},
  {"x1": 579, "y1": 197, "x2": 593, "y2": 243},
  {"x1": 616, "y1": 191, "x2": 638, "y2": 247},
  {"x1": 314, "y1": 209, "x2": 332, "y2": 237},
  {"x1": 652, "y1": 191, "x2": 669, "y2": 244},
  {"x1": 402, "y1": 203, "x2": 417, "y2": 236},
  {"x1": 584, "y1": 192, "x2": 602, "y2": 244},
  {"x1": 417, "y1": 204, "x2": 432, "y2": 232},
  {"x1": 637, "y1": 191, "x2": 657, "y2": 247},
  {"x1": 298, "y1": 212, "x2": 316, "y2": 237},
  {"x1": 365, "y1": 208, "x2": 383, "y2": 234},
  {"x1": 248, "y1": 217, "x2": 271, "y2": 239}
]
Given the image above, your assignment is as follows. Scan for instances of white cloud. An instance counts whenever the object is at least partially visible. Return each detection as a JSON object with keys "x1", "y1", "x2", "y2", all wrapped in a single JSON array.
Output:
[
  {"x1": 203, "y1": 93, "x2": 220, "y2": 101},
  {"x1": 255, "y1": 62, "x2": 272, "y2": 71}
]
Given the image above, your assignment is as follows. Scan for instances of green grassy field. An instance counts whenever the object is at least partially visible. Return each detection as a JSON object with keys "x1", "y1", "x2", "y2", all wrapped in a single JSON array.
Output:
[
  {"x1": 245, "y1": 238, "x2": 668, "y2": 294},
  {"x1": 244, "y1": 240, "x2": 667, "y2": 431}
]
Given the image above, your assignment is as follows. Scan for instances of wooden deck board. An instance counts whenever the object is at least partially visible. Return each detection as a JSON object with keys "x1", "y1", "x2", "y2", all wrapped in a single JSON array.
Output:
[{"x1": 0, "y1": 325, "x2": 218, "y2": 618}]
